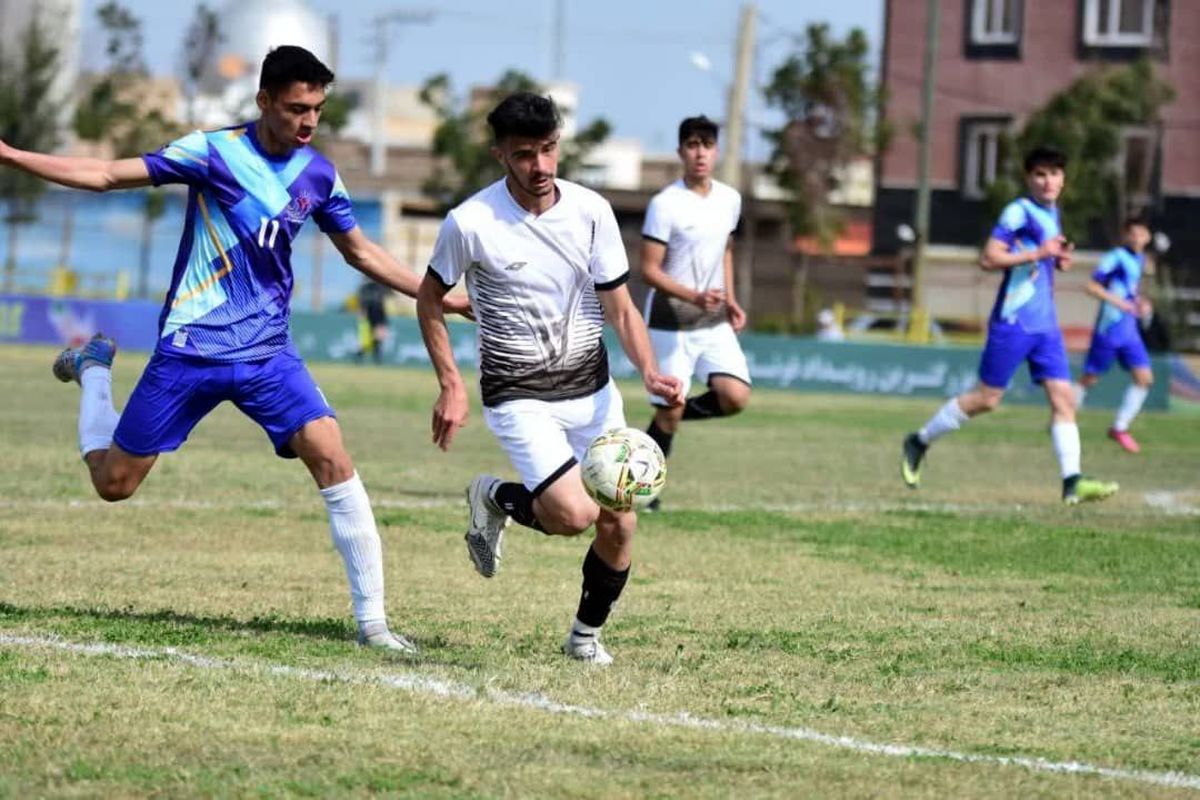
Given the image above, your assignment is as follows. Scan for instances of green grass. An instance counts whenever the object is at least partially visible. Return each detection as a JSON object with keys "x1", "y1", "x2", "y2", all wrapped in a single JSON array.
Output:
[{"x1": 0, "y1": 344, "x2": 1198, "y2": 798}]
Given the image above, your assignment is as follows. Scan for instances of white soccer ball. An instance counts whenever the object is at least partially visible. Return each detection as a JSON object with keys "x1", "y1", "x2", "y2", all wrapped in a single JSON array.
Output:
[{"x1": 581, "y1": 427, "x2": 667, "y2": 512}]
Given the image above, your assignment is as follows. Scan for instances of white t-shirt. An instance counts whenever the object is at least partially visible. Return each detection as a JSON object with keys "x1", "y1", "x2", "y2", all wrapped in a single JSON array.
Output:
[
  {"x1": 641, "y1": 179, "x2": 741, "y2": 330},
  {"x1": 428, "y1": 178, "x2": 630, "y2": 407}
]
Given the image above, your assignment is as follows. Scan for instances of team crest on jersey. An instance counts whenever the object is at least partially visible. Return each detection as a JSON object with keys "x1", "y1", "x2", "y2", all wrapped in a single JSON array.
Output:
[{"x1": 283, "y1": 192, "x2": 316, "y2": 223}]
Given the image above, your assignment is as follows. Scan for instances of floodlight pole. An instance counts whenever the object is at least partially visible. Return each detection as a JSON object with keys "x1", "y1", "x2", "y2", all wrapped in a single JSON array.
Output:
[
  {"x1": 720, "y1": 1, "x2": 758, "y2": 316},
  {"x1": 909, "y1": 0, "x2": 940, "y2": 343},
  {"x1": 371, "y1": 10, "x2": 435, "y2": 178}
]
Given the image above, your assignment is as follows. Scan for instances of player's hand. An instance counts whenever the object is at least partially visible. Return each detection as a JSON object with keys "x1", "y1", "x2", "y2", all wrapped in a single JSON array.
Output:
[
  {"x1": 644, "y1": 371, "x2": 684, "y2": 408},
  {"x1": 1055, "y1": 240, "x2": 1075, "y2": 272},
  {"x1": 431, "y1": 381, "x2": 469, "y2": 451},
  {"x1": 0, "y1": 139, "x2": 14, "y2": 166},
  {"x1": 1118, "y1": 298, "x2": 1139, "y2": 315},
  {"x1": 692, "y1": 288, "x2": 725, "y2": 313},
  {"x1": 442, "y1": 293, "x2": 475, "y2": 321},
  {"x1": 726, "y1": 300, "x2": 747, "y2": 332}
]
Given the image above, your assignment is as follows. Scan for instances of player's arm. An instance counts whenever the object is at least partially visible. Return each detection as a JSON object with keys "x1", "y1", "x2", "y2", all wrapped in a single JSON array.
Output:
[
  {"x1": 598, "y1": 284, "x2": 684, "y2": 407},
  {"x1": 1085, "y1": 279, "x2": 1137, "y2": 314},
  {"x1": 327, "y1": 227, "x2": 472, "y2": 319},
  {"x1": 416, "y1": 273, "x2": 470, "y2": 450},
  {"x1": 722, "y1": 235, "x2": 746, "y2": 331},
  {"x1": 0, "y1": 138, "x2": 151, "y2": 191},
  {"x1": 640, "y1": 238, "x2": 725, "y2": 313},
  {"x1": 979, "y1": 234, "x2": 1071, "y2": 271}
]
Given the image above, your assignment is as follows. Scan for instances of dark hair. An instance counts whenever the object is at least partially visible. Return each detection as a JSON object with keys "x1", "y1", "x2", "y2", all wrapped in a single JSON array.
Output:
[
  {"x1": 1023, "y1": 145, "x2": 1067, "y2": 173},
  {"x1": 1122, "y1": 215, "x2": 1150, "y2": 230},
  {"x1": 487, "y1": 92, "x2": 561, "y2": 142},
  {"x1": 259, "y1": 46, "x2": 334, "y2": 95},
  {"x1": 679, "y1": 115, "x2": 719, "y2": 145}
]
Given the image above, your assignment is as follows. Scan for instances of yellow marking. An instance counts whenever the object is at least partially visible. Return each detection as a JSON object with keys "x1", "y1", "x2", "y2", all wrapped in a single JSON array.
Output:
[
  {"x1": 165, "y1": 146, "x2": 207, "y2": 166},
  {"x1": 171, "y1": 194, "x2": 233, "y2": 309}
]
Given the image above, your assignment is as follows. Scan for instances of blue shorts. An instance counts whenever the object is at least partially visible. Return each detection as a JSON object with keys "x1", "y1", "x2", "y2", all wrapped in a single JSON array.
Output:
[
  {"x1": 113, "y1": 344, "x2": 335, "y2": 458},
  {"x1": 977, "y1": 323, "x2": 1071, "y2": 389},
  {"x1": 1083, "y1": 330, "x2": 1151, "y2": 376}
]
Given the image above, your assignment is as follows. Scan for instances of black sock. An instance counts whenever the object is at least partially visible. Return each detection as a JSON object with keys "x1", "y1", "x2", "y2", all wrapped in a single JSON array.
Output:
[
  {"x1": 682, "y1": 390, "x2": 725, "y2": 421},
  {"x1": 492, "y1": 482, "x2": 545, "y2": 532},
  {"x1": 645, "y1": 419, "x2": 674, "y2": 458},
  {"x1": 575, "y1": 546, "x2": 630, "y2": 628}
]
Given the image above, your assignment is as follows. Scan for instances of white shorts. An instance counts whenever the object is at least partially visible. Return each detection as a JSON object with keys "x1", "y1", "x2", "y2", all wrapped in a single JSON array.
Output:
[
  {"x1": 483, "y1": 379, "x2": 627, "y2": 495},
  {"x1": 648, "y1": 323, "x2": 751, "y2": 406}
]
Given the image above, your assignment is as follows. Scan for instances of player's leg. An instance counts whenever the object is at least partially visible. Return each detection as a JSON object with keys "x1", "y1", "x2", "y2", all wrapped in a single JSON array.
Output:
[
  {"x1": 901, "y1": 327, "x2": 1018, "y2": 488},
  {"x1": 685, "y1": 324, "x2": 752, "y2": 421},
  {"x1": 562, "y1": 506, "x2": 635, "y2": 666},
  {"x1": 1108, "y1": 337, "x2": 1153, "y2": 452},
  {"x1": 643, "y1": 328, "x2": 692, "y2": 477},
  {"x1": 1075, "y1": 336, "x2": 1114, "y2": 409},
  {"x1": 241, "y1": 348, "x2": 415, "y2": 654}
]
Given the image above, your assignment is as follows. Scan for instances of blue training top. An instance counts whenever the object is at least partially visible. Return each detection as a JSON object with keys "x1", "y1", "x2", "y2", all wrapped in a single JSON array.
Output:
[
  {"x1": 142, "y1": 122, "x2": 357, "y2": 362},
  {"x1": 1091, "y1": 246, "x2": 1144, "y2": 340},
  {"x1": 987, "y1": 197, "x2": 1062, "y2": 333}
]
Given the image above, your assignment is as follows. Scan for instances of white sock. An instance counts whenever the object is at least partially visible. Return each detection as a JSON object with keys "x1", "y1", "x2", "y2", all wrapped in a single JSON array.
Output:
[
  {"x1": 1073, "y1": 383, "x2": 1087, "y2": 410},
  {"x1": 918, "y1": 398, "x2": 969, "y2": 445},
  {"x1": 1050, "y1": 422, "x2": 1081, "y2": 479},
  {"x1": 1113, "y1": 385, "x2": 1149, "y2": 432},
  {"x1": 79, "y1": 367, "x2": 120, "y2": 457},
  {"x1": 570, "y1": 618, "x2": 601, "y2": 638},
  {"x1": 320, "y1": 472, "x2": 386, "y2": 625}
]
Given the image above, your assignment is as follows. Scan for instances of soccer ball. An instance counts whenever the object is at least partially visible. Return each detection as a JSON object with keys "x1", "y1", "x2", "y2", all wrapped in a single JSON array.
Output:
[{"x1": 581, "y1": 427, "x2": 667, "y2": 512}]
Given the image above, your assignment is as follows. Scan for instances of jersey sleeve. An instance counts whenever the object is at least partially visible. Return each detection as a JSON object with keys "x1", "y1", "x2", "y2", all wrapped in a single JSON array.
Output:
[
  {"x1": 989, "y1": 200, "x2": 1027, "y2": 248},
  {"x1": 427, "y1": 212, "x2": 470, "y2": 288},
  {"x1": 1092, "y1": 250, "x2": 1120, "y2": 285},
  {"x1": 312, "y1": 170, "x2": 357, "y2": 234},
  {"x1": 592, "y1": 200, "x2": 630, "y2": 290},
  {"x1": 142, "y1": 130, "x2": 210, "y2": 187},
  {"x1": 730, "y1": 191, "x2": 743, "y2": 234},
  {"x1": 641, "y1": 194, "x2": 671, "y2": 245}
]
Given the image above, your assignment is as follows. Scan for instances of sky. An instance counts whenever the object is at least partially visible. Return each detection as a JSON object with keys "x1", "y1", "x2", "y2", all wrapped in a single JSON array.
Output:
[{"x1": 80, "y1": 0, "x2": 883, "y2": 157}]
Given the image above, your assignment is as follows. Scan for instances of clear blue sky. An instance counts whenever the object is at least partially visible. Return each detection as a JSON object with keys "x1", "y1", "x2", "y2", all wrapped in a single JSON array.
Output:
[{"x1": 82, "y1": 0, "x2": 883, "y2": 156}]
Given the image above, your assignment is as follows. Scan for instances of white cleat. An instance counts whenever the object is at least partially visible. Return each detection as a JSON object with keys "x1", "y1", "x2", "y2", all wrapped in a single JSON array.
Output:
[
  {"x1": 465, "y1": 475, "x2": 508, "y2": 578},
  {"x1": 562, "y1": 632, "x2": 614, "y2": 666},
  {"x1": 357, "y1": 622, "x2": 419, "y2": 656}
]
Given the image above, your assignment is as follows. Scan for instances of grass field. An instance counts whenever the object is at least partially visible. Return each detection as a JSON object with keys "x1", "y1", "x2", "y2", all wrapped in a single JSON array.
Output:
[{"x1": 1, "y1": 343, "x2": 1198, "y2": 798}]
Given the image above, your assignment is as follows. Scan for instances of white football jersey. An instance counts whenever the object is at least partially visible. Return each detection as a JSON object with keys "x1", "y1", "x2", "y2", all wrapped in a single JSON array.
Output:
[
  {"x1": 428, "y1": 178, "x2": 630, "y2": 407},
  {"x1": 641, "y1": 179, "x2": 741, "y2": 330}
]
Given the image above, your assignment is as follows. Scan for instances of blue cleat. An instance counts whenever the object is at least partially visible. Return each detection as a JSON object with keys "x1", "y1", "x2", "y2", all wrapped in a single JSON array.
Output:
[{"x1": 53, "y1": 333, "x2": 117, "y2": 384}]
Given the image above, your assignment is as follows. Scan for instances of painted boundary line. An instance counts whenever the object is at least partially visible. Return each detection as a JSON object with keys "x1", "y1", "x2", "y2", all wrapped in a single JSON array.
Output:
[
  {"x1": 1, "y1": 633, "x2": 1198, "y2": 791},
  {"x1": 1, "y1": 494, "x2": 1196, "y2": 516}
]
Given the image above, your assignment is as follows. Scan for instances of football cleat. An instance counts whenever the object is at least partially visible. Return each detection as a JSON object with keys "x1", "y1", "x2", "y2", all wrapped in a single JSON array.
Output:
[
  {"x1": 464, "y1": 475, "x2": 508, "y2": 578},
  {"x1": 1107, "y1": 428, "x2": 1141, "y2": 454},
  {"x1": 562, "y1": 631, "x2": 613, "y2": 666},
  {"x1": 1063, "y1": 475, "x2": 1119, "y2": 505},
  {"x1": 53, "y1": 333, "x2": 117, "y2": 384},
  {"x1": 357, "y1": 621, "x2": 419, "y2": 655},
  {"x1": 900, "y1": 432, "x2": 927, "y2": 489}
]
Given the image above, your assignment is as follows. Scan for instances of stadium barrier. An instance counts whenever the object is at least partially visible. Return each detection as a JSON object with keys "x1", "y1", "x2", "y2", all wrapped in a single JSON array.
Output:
[{"x1": 0, "y1": 293, "x2": 1170, "y2": 411}]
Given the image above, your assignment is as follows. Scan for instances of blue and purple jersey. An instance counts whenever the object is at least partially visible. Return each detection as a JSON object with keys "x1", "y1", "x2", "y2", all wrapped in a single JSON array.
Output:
[
  {"x1": 1091, "y1": 246, "x2": 1144, "y2": 340},
  {"x1": 142, "y1": 122, "x2": 357, "y2": 362},
  {"x1": 987, "y1": 197, "x2": 1062, "y2": 333}
]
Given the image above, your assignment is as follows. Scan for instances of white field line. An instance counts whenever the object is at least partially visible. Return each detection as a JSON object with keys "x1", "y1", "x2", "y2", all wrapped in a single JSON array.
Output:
[
  {"x1": 0, "y1": 495, "x2": 1196, "y2": 516},
  {"x1": 0, "y1": 634, "x2": 1198, "y2": 791}
]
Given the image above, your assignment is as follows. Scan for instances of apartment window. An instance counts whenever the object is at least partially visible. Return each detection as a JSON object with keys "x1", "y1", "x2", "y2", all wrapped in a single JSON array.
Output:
[
  {"x1": 971, "y1": 0, "x2": 1021, "y2": 44},
  {"x1": 1083, "y1": 0, "x2": 1155, "y2": 46},
  {"x1": 960, "y1": 118, "x2": 1009, "y2": 200},
  {"x1": 1117, "y1": 127, "x2": 1157, "y2": 212}
]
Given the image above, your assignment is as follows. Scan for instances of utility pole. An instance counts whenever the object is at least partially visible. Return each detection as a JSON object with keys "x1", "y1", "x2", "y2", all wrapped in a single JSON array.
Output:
[
  {"x1": 370, "y1": 10, "x2": 435, "y2": 178},
  {"x1": 909, "y1": 0, "x2": 940, "y2": 343},
  {"x1": 720, "y1": 2, "x2": 757, "y2": 314}
]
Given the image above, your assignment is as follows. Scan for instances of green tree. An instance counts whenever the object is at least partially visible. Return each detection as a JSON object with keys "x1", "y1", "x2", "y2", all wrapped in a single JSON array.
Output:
[
  {"x1": 418, "y1": 69, "x2": 611, "y2": 206},
  {"x1": 75, "y1": 1, "x2": 183, "y2": 299},
  {"x1": 0, "y1": 14, "x2": 62, "y2": 291},
  {"x1": 986, "y1": 59, "x2": 1174, "y2": 245},
  {"x1": 762, "y1": 24, "x2": 886, "y2": 251}
]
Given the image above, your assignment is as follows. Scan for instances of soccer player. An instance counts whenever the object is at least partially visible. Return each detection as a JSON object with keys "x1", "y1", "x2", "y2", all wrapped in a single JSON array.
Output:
[
  {"x1": 0, "y1": 46, "x2": 471, "y2": 653},
  {"x1": 899, "y1": 146, "x2": 1118, "y2": 505},
  {"x1": 1073, "y1": 218, "x2": 1155, "y2": 453},
  {"x1": 415, "y1": 92, "x2": 684, "y2": 665},
  {"x1": 639, "y1": 116, "x2": 751, "y2": 511}
]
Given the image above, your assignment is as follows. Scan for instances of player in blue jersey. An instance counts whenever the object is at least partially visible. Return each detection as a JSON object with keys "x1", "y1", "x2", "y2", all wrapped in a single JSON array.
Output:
[
  {"x1": 0, "y1": 46, "x2": 470, "y2": 654},
  {"x1": 899, "y1": 146, "x2": 1118, "y2": 504},
  {"x1": 1073, "y1": 217, "x2": 1155, "y2": 453}
]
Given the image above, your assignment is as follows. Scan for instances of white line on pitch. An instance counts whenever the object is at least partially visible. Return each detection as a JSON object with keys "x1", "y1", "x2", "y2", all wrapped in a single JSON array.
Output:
[{"x1": 1, "y1": 633, "x2": 1198, "y2": 791}]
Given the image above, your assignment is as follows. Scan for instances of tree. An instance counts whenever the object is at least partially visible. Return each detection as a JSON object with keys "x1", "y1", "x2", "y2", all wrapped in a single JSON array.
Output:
[
  {"x1": 0, "y1": 14, "x2": 62, "y2": 291},
  {"x1": 418, "y1": 69, "x2": 611, "y2": 206},
  {"x1": 762, "y1": 24, "x2": 885, "y2": 252},
  {"x1": 985, "y1": 60, "x2": 1174, "y2": 246},
  {"x1": 75, "y1": 1, "x2": 183, "y2": 299},
  {"x1": 180, "y1": 3, "x2": 223, "y2": 127}
]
